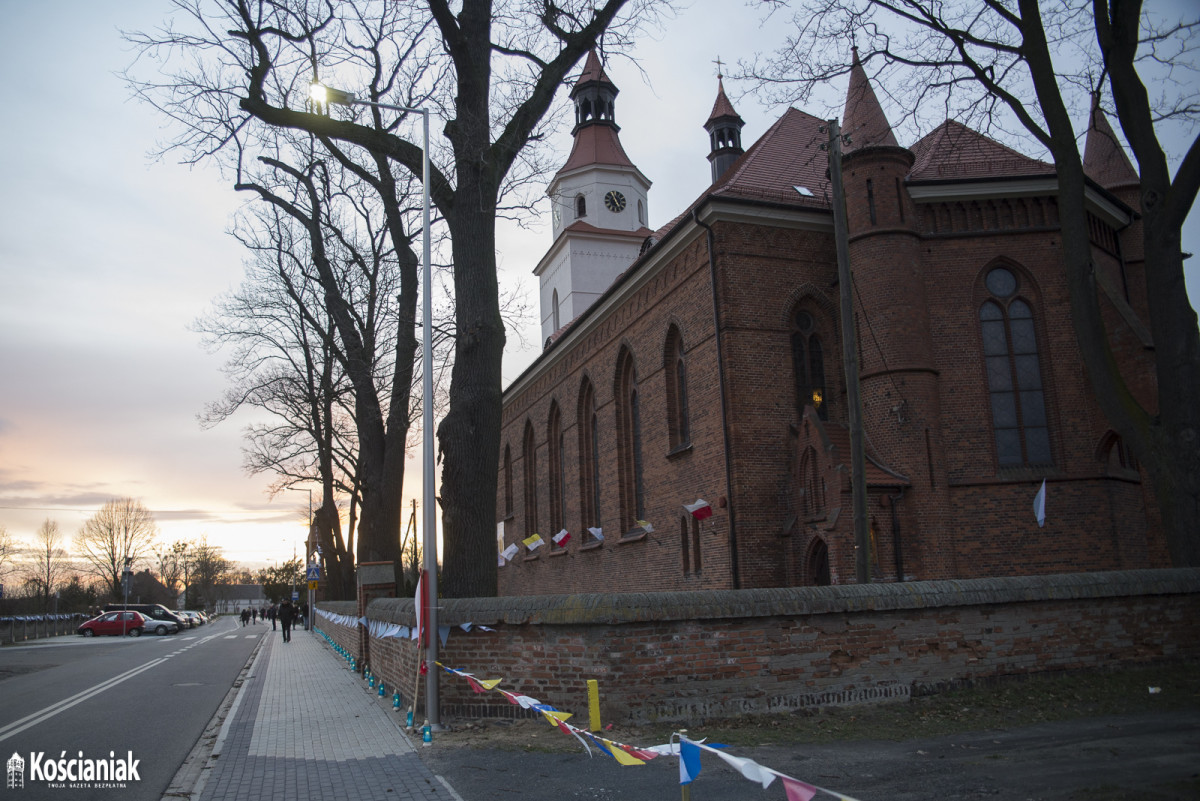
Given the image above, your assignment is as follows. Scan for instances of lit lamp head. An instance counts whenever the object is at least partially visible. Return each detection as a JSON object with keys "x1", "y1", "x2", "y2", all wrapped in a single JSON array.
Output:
[{"x1": 309, "y1": 81, "x2": 357, "y2": 115}]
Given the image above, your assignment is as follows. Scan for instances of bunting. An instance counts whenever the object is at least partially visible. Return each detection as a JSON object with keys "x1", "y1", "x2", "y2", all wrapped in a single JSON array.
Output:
[{"x1": 431, "y1": 660, "x2": 868, "y2": 800}]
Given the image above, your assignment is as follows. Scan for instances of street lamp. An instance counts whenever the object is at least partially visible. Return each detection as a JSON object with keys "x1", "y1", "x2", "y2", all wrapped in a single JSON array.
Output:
[{"x1": 309, "y1": 80, "x2": 439, "y2": 727}]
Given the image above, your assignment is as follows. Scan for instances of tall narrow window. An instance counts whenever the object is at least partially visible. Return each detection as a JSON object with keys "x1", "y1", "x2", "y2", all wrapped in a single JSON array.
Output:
[
  {"x1": 980, "y1": 266, "x2": 1052, "y2": 466},
  {"x1": 522, "y1": 421, "x2": 538, "y2": 540},
  {"x1": 548, "y1": 402, "x2": 565, "y2": 546},
  {"x1": 578, "y1": 378, "x2": 600, "y2": 539},
  {"x1": 664, "y1": 326, "x2": 691, "y2": 450},
  {"x1": 616, "y1": 348, "x2": 646, "y2": 532},
  {"x1": 806, "y1": 538, "x2": 831, "y2": 586},
  {"x1": 792, "y1": 309, "x2": 828, "y2": 420},
  {"x1": 691, "y1": 517, "x2": 702, "y2": 572},
  {"x1": 575, "y1": 194, "x2": 586, "y2": 218},
  {"x1": 551, "y1": 289, "x2": 560, "y2": 332},
  {"x1": 680, "y1": 516, "x2": 690, "y2": 573},
  {"x1": 503, "y1": 445, "x2": 513, "y2": 518}
]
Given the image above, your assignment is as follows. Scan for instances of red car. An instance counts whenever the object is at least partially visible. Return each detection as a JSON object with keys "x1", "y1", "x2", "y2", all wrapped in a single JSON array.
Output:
[{"x1": 77, "y1": 610, "x2": 148, "y2": 637}]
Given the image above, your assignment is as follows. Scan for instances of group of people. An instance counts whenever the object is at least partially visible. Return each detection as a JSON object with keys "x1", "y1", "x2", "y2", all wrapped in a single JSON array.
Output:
[{"x1": 238, "y1": 601, "x2": 307, "y2": 642}]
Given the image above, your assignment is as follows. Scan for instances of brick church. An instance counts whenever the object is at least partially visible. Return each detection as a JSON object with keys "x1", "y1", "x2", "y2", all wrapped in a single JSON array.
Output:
[{"x1": 496, "y1": 49, "x2": 1166, "y2": 596}]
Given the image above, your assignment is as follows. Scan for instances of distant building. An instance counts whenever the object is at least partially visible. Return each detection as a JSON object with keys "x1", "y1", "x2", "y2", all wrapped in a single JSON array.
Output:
[
  {"x1": 497, "y1": 50, "x2": 1163, "y2": 596},
  {"x1": 213, "y1": 584, "x2": 267, "y2": 614}
]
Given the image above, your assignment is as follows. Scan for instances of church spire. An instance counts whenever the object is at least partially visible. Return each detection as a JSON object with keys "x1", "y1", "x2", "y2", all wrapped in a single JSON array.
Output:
[
  {"x1": 842, "y1": 47, "x2": 898, "y2": 153},
  {"x1": 704, "y1": 63, "x2": 746, "y2": 183},
  {"x1": 571, "y1": 48, "x2": 619, "y2": 133},
  {"x1": 1083, "y1": 92, "x2": 1139, "y2": 190}
]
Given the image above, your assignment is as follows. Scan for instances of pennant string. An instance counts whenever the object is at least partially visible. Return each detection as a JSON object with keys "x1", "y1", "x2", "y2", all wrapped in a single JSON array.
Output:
[{"x1": 432, "y1": 659, "x2": 867, "y2": 798}]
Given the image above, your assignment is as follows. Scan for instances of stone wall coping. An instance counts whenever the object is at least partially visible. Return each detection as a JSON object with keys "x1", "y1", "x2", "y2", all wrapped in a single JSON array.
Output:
[{"x1": 315, "y1": 568, "x2": 1200, "y2": 628}]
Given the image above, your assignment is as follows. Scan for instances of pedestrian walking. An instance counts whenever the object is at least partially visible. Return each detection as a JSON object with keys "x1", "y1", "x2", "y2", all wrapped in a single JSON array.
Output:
[
  {"x1": 240, "y1": 608, "x2": 249, "y2": 627},
  {"x1": 268, "y1": 604, "x2": 277, "y2": 631},
  {"x1": 279, "y1": 599, "x2": 295, "y2": 643},
  {"x1": 251, "y1": 607, "x2": 258, "y2": 624}
]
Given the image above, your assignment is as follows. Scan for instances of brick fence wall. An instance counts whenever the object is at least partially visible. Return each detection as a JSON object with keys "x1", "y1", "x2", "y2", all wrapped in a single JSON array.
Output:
[{"x1": 315, "y1": 568, "x2": 1199, "y2": 724}]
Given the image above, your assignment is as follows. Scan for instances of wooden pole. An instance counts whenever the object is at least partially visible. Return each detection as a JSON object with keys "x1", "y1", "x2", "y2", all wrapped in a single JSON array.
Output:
[{"x1": 826, "y1": 119, "x2": 872, "y2": 584}]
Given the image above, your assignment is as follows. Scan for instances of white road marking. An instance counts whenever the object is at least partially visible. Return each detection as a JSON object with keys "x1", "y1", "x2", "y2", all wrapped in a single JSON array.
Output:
[
  {"x1": 0, "y1": 657, "x2": 169, "y2": 744},
  {"x1": 0, "y1": 623, "x2": 248, "y2": 743}
]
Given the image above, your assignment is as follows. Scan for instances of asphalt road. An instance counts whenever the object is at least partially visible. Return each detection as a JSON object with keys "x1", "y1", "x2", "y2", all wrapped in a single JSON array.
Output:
[
  {"x1": 0, "y1": 616, "x2": 265, "y2": 801},
  {"x1": 417, "y1": 709, "x2": 1200, "y2": 801}
]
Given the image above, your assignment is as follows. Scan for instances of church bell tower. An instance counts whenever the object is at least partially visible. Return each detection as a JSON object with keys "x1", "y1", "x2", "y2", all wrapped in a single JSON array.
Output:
[{"x1": 536, "y1": 50, "x2": 653, "y2": 344}]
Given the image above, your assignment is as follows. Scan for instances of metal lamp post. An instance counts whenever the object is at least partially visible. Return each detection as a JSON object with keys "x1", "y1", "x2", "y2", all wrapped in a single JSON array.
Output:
[{"x1": 309, "y1": 80, "x2": 438, "y2": 726}]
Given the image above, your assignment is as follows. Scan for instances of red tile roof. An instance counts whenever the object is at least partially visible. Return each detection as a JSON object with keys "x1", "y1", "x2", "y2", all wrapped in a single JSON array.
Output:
[
  {"x1": 708, "y1": 107, "x2": 832, "y2": 207},
  {"x1": 842, "y1": 49, "x2": 898, "y2": 152},
  {"x1": 556, "y1": 123, "x2": 637, "y2": 175},
  {"x1": 574, "y1": 48, "x2": 612, "y2": 89},
  {"x1": 908, "y1": 119, "x2": 1055, "y2": 181},
  {"x1": 706, "y1": 77, "x2": 743, "y2": 124},
  {"x1": 560, "y1": 219, "x2": 655, "y2": 239},
  {"x1": 1083, "y1": 96, "x2": 1139, "y2": 190}
]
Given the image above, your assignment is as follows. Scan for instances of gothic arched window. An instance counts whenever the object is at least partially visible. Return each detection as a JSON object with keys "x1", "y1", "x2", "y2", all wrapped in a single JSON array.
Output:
[
  {"x1": 792, "y1": 309, "x2": 827, "y2": 420},
  {"x1": 577, "y1": 378, "x2": 601, "y2": 539},
  {"x1": 664, "y1": 326, "x2": 691, "y2": 451},
  {"x1": 980, "y1": 266, "x2": 1052, "y2": 466},
  {"x1": 551, "y1": 289, "x2": 560, "y2": 332},
  {"x1": 575, "y1": 194, "x2": 586, "y2": 218},
  {"x1": 548, "y1": 402, "x2": 565, "y2": 546},
  {"x1": 522, "y1": 420, "x2": 538, "y2": 539},
  {"x1": 502, "y1": 444, "x2": 513, "y2": 519},
  {"x1": 616, "y1": 347, "x2": 646, "y2": 532}
]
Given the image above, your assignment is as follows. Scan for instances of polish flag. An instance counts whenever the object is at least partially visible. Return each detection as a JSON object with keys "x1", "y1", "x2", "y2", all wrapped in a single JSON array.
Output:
[
  {"x1": 683, "y1": 499, "x2": 713, "y2": 520},
  {"x1": 553, "y1": 529, "x2": 571, "y2": 547}
]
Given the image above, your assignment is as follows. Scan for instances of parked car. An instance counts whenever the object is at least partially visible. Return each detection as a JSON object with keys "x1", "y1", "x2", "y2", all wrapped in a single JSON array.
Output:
[
  {"x1": 78, "y1": 611, "x2": 147, "y2": 637},
  {"x1": 180, "y1": 611, "x2": 205, "y2": 627},
  {"x1": 103, "y1": 603, "x2": 187, "y2": 634}
]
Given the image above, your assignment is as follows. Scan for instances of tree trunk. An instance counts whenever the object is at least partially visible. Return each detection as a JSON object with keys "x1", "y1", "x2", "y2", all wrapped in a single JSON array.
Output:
[{"x1": 438, "y1": 199, "x2": 505, "y2": 598}]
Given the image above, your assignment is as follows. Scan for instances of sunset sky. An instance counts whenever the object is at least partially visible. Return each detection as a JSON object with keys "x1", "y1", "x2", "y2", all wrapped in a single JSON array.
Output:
[{"x1": 1, "y1": 1, "x2": 1196, "y2": 572}]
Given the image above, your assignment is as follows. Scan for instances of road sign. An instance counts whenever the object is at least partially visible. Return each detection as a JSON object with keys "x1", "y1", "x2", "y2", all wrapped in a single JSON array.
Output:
[
  {"x1": 308, "y1": 580, "x2": 318, "y2": 591},
  {"x1": 306, "y1": 564, "x2": 321, "y2": 581},
  {"x1": 292, "y1": 591, "x2": 300, "y2": 601}
]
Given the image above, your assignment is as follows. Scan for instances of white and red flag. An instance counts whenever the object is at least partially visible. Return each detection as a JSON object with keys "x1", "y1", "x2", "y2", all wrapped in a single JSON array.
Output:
[{"x1": 683, "y1": 499, "x2": 713, "y2": 520}]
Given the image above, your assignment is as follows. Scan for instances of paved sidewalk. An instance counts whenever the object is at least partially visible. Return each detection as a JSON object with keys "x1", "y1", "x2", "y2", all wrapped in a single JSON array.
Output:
[{"x1": 195, "y1": 628, "x2": 460, "y2": 801}]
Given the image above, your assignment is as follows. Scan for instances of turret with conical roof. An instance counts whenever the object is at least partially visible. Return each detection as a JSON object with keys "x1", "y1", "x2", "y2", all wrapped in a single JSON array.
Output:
[
  {"x1": 704, "y1": 74, "x2": 746, "y2": 183},
  {"x1": 838, "y1": 46, "x2": 950, "y2": 557}
]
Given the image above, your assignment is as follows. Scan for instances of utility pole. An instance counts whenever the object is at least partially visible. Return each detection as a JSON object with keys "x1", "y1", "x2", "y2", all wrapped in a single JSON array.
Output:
[{"x1": 824, "y1": 119, "x2": 871, "y2": 584}]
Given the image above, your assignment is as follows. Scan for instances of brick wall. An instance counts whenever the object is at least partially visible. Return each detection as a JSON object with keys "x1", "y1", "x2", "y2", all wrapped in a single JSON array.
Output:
[{"x1": 316, "y1": 568, "x2": 1199, "y2": 724}]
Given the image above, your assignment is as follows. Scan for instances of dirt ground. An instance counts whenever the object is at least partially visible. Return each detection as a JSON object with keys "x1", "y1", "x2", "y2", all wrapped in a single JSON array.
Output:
[{"x1": 398, "y1": 662, "x2": 1200, "y2": 801}]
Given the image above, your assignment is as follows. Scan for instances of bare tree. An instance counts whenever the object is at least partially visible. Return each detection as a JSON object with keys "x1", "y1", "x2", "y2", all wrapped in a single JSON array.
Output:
[
  {"x1": 127, "y1": 0, "x2": 671, "y2": 597},
  {"x1": 76, "y1": 498, "x2": 160, "y2": 600},
  {"x1": 0, "y1": 524, "x2": 15, "y2": 584},
  {"x1": 188, "y1": 539, "x2": 233, "y2": 610},
  {"x1": 24, "y1": 519, "x2": 70, "y2": 611},
  {"x1": 747, "y1": 0, "x2": 1200, "y2": 564},
  {"x1": 154, "y1": 540, "x2": 190, "y2": 600}
]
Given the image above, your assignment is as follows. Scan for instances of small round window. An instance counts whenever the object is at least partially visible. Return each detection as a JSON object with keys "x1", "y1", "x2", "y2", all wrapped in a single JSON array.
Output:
[
  {"x1": 795, "y1": 311, "x2": 815, "y2": 333},
  {"x1": 986, "y1": 267, "x2": 1017, "y2": 298}
]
